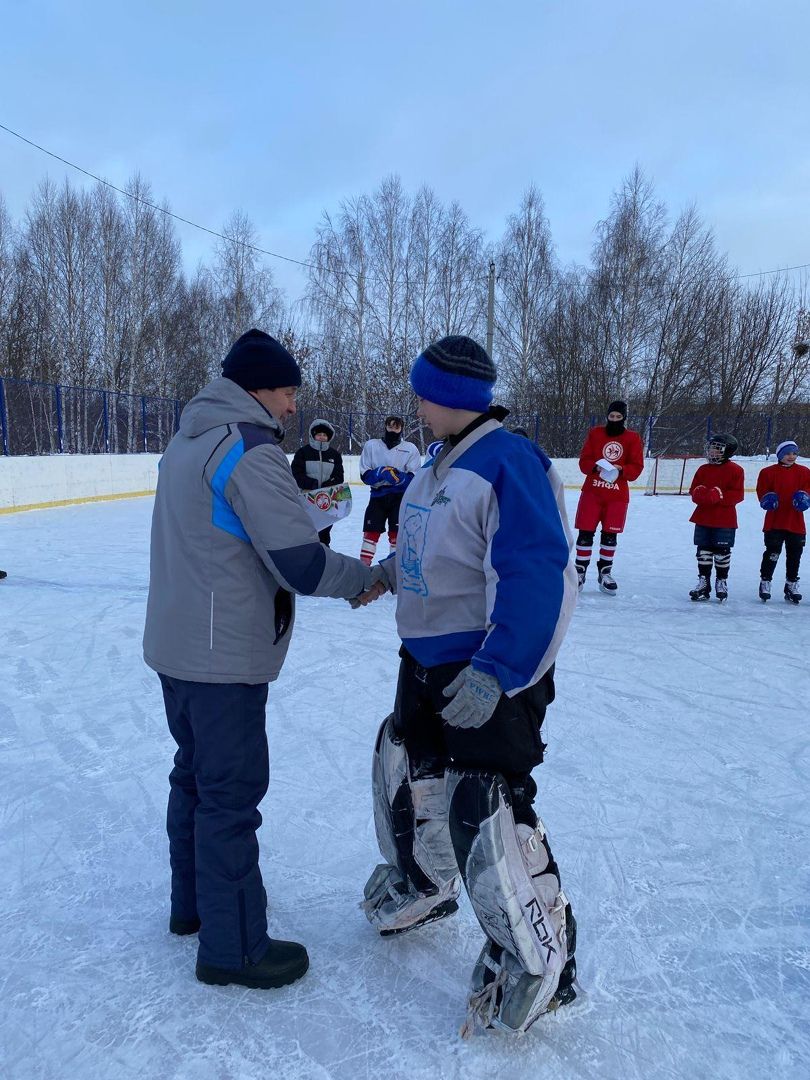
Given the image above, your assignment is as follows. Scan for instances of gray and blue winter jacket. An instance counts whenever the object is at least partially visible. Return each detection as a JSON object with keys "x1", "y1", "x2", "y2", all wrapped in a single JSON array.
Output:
[{"x1": 143, "y1": 377, "x2": 373, "y2": 684}]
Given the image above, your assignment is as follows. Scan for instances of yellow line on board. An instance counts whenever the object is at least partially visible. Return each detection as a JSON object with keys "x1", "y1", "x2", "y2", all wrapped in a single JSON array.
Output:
[
  {"x1": 0, "y1": 481, "x2": 758, "y2": 515},
  {"x1": 0, "y1": 490, "x2": 155, "y2": 515}
]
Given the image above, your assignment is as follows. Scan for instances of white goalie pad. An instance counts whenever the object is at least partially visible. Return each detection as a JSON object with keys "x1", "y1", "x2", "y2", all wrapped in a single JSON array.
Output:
[
  {"x1": 447, "y1": 770, "x2": 569, "y2": 1024},
  {"x1": 362, "y1": 716, "x2": 460, "y2": 934}
]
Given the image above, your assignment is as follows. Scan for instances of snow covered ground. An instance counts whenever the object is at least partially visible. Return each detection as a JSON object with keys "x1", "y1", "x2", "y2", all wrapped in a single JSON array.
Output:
[{"x1": 1, "y1": 487, "x2": 808, "y2": 1080}]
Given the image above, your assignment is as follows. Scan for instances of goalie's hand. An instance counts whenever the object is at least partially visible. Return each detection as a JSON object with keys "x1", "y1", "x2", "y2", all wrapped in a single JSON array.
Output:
[{"x1": 441, "y1": 666, "x2": 502, "y2": 729}]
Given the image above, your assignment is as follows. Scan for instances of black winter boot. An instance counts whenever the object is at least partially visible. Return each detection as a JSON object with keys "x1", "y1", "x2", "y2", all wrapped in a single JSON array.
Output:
[
  {"x1": 196, "y1": 938, "x2": 309, "y2": 989},
  {"x1": 170, "y1": 915, "x2": 201, "y2": 936}
]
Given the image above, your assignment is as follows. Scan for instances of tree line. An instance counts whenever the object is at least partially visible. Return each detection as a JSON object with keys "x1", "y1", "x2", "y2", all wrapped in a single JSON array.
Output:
[{"x1": 1, "y1": 167, "x2": 807, "y2": 448}]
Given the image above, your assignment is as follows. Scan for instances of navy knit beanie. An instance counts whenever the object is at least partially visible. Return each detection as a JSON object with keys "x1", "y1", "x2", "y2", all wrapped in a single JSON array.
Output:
[
  {"x1": 221, "y1": 329, "x2": 301, "y2": 391},
  {"x1": 410, "y1": 336, "x2": 496, "y2": 411},
  {"x1": 607, "y1": 399, "x2": 627, "y2": 418}
]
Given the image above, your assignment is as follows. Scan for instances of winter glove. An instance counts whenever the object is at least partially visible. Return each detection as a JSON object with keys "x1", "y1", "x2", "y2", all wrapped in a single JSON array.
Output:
[
  {"x1": 705, "y1": 486, "x2": 723, "y2": 505},
  {"x1": 595, "y1": 457, "x2": 620, "y2": 483},
  {"x1": 793, "y1": 490, "x2": 810, "y2": 512},
  {"x1": 441, "y1": 666, "x2": 502, "y2": 729},
  {"x1": 370, "y1": 466, "x2": 403, "y2": 488},
  {"x1": 759, "y1": 492, "x2": 779, "y2": 511}
]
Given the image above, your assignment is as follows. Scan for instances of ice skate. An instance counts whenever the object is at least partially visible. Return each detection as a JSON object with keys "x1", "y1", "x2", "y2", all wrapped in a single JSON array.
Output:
[
  {"x1": 715, "y1": 578, "x2": 728, "y2": 602},
  {"x1": 689, "y1": 576, "x2": 711, "y2": 602},
  {"x1": 784, "y1": 580, "x2": 802, "y2": 604},
  {"x1": 362, "y1": 863, "x2": 459, "y2": 936},
  {"x1": 597, "y1": 568, "x2": 617, "y2": 595},
  {"x1": 576, "y1": 566, "x2": 586, "y2": 593},
  {"x1": 758, "y1": 579, "x2": 771, "y2": 602},
  {"x1": 461, "y1": 898, "x2": 576, "y2": 1037}
]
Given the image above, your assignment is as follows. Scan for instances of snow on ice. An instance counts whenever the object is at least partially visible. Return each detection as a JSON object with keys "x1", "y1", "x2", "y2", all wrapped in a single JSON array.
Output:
[{"x1": 0, "y1": 487, "x2": 808, "y2": 1079}]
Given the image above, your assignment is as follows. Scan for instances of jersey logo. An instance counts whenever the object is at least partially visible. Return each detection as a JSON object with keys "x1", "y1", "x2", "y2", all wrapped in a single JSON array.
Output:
[
  {"x1": 401, "y1": 503, "x2": 432, "y2": 596},
  {"x1": 602, "y1": 440, "x2": 623, "y2": 462},
  {"x1": 431, "y1": 486, "x2": 451, "y2": 507}
]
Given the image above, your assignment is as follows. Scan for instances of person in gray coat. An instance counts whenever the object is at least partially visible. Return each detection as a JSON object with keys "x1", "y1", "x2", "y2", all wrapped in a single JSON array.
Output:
[{"x1": 143, "y1": 328, "x2": 382, "y2": 990}]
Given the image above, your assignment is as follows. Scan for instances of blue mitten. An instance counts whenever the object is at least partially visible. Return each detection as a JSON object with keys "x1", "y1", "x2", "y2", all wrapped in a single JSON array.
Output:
[
  {"x1": 759, "y1": 492, "x2": 779, "y2": 511},
  {"x1": 793, "y1": 491, "x2": 810, "y2": 512}
]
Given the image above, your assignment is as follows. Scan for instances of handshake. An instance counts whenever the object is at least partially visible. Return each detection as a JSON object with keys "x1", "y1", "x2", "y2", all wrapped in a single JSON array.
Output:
[{"x1": 349, "y1": 558, "x2": 396, "y2": 609}]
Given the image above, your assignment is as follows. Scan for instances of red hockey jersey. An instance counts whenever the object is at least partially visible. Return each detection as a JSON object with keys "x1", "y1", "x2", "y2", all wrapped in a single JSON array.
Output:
[
  {"x1": 578, "y1": 426, "x2": 645, "y2": 501},
  {"x1": 756, "y1": 462, "x2": 810, "y2": 536},
  {"x1": 689, "y1": 461, "x2": 745, "y2": 527}
]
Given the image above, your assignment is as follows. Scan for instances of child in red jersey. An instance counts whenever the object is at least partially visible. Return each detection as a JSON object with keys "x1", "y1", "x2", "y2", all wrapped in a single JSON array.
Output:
[
  {"x1": 574, "y1": 400, "x2": 645, "y2": 594},
  {"x1": 688, "y1": 433, "x2": 745, "y2": 602},
  {"x1": 756, "y1": 440, "x2": 810, "y2": 604}
]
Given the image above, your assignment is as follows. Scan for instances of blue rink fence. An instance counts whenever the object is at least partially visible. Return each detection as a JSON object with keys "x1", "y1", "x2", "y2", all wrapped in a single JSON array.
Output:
[{"x1": 0, "y1": 375, "x2": 807, "y2": 459}]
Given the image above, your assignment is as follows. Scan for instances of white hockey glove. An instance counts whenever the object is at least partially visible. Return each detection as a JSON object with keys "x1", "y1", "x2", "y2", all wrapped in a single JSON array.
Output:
[
  {"x1": 596, "y1": 458, "x2": 620, "y2": 483},
  {"x1": 441, "y1": 666, "x2": 502, "y2": 729}
]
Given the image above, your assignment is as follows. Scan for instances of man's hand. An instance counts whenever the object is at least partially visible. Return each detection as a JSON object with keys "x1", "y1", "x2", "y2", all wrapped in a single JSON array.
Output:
[
  {"x1": 349, "y1": 581, "x2": 388, "y2": 608},
  {"x1": 441, "y1": 666, "x2": 502, "y2": 729},
  {"x1": 348, "y1": 561, "x2": 393, "y2": 608}
]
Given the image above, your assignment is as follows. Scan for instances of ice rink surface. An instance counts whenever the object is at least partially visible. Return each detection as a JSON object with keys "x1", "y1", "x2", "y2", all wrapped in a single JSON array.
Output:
[{"x1": 1, "y1": 485, "x2": 808, "y2": 1079}]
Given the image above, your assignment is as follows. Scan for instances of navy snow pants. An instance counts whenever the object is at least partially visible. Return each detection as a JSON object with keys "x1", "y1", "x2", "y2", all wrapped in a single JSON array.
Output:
[{"x1": 159, "y1": 674, "x2": 272, "y2": 969}]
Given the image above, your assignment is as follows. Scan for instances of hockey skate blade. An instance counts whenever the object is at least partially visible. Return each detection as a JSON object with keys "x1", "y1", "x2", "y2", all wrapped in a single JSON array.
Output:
[{"x1": 379, "y1": 897, "x2": 459, "y2": 937}]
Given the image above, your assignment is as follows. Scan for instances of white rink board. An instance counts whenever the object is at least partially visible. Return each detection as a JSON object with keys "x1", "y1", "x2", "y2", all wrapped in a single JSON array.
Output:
[{"x1": 0, "y1": 452, "x2": 780, "y2": 512}]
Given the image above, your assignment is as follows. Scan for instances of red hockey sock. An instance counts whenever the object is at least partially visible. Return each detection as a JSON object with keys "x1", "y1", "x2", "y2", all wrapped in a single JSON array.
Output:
[{"x1": 361, "y1": 531, "x2": 381, "y2": 565}]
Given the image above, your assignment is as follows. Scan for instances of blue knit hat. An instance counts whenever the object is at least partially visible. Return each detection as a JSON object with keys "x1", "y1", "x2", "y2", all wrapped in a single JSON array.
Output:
[
  {"x1": 410, "y1": 336, "x2": 496, "y2": 411},
  {"x1": 776, "y1": 440, "x2": 799, "y2": 461},
  {"x1": 221, "y1": 329, "x2": 301, "y2": 391}
]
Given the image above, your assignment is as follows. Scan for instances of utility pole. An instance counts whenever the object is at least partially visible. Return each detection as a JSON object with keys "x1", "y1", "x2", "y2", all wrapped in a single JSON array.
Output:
[{"x1": 486, "y1": 261, "x2": 496, "y2": 358}]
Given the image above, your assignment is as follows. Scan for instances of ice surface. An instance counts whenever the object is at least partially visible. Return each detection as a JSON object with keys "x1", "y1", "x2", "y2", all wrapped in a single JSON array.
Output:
[{"x1": 1, "y1": 488, "x2": 808, "y2": 1079}]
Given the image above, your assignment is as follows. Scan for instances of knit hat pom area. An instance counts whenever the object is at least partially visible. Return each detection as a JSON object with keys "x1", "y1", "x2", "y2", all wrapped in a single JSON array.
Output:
[
  {"x1": 221, "y1": 329, "x2": 301, "y2": 391},
  {"x1": 776, "y1": 440, "x2": 799, "y2": 461},
  {"x1": 409, "y1": 335, "x2": 496, "y2": 411}
]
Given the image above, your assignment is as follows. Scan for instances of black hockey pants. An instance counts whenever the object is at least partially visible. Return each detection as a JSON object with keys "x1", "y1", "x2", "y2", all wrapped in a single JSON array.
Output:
[
  {"x1": 392, "y1": 647, "x2": 554, "y2": 826},
  {"x1": 760, "y1": 529, "x2": 805, "y2": 582}
]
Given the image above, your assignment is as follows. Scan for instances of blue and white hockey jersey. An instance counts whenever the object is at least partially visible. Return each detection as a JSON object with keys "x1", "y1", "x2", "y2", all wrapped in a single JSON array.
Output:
[{"x1": 393, "y1": 418, "x2": 577, "y2": 696}]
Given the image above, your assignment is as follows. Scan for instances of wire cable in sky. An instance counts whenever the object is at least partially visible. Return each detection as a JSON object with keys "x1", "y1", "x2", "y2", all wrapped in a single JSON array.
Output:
[
  {"x1": 1, "y1": 121, "x2": 809, "y2": 283},
  {"x1": 0, "y1": 121, "x2": 318, "y2": 271}
]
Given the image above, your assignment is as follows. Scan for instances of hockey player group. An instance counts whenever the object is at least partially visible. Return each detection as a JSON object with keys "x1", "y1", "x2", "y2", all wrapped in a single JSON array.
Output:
[{"x1": 569, "y1": 405, "x2": 808, "y2": 606}]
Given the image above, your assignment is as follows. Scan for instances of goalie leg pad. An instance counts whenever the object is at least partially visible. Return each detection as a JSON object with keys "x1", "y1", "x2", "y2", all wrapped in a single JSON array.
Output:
[
  {"x1": 362, "y1": 716, "x2": 460, "y2": 934},
  {"x1": 448, "y1": 770, "x2": 570, "y2": 1029}
]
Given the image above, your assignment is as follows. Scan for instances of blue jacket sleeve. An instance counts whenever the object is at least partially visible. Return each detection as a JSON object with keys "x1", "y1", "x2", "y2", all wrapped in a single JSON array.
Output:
[{"x1": 471, "y1": 453, "x2": 572, "y2": 693}]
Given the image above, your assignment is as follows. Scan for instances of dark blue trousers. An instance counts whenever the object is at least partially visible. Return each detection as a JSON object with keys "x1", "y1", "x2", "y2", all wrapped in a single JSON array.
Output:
[{"x1": 159, "y1": 674, "x2": 272, "y2": 969}]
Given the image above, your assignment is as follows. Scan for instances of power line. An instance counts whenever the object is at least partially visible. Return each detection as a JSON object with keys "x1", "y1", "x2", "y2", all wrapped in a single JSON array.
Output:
[
  {"x1": 0, "y1": 121, "x2": 318, "y2": 271},
  {"x1": 2, "y1": 121, "x2": 809, "y2": 283}
]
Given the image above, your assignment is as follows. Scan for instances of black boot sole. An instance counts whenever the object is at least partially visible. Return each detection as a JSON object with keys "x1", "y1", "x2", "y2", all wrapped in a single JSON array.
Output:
[
  {"x1": 196, "y1": 954, "x2": 309, "y2": 989},
  {"x1": 170, "y1": 916, "x2": 201, "y2": 936},
  {"x1": 380, "y1": 898, "x2": 459, "y2": 937}
]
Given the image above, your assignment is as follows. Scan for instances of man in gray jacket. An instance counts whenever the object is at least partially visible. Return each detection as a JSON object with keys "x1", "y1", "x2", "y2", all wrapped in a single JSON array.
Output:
[{"x1": 143, "y1": 329, "x2": 380, "y2": 989}]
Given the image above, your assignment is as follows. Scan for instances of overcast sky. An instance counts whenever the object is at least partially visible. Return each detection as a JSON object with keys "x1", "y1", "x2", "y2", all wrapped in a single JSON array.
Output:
[{"x1": 1, "y1": 0, "x2": 808, "y2": 305}]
